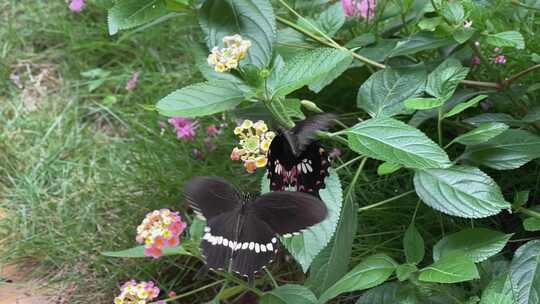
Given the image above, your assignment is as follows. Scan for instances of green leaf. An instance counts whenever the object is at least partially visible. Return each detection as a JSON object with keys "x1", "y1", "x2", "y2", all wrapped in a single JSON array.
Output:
[
  {"x1": 266, "y1": 98, "x2": 305, "y2": 128},
  {"x1": 514, "y1": 191, "x2": 530, "y2": 208},
  {"x1": 453, "y1": 123, "x2": 509, "y2": 146},
  {"x1": 508, "y1": 240, "x2": 540, "y2": 304},
  {"x1": 199, "y1": 0, "x2": 276, "y2": 68},
  {"x1": 271, "y1": 48, "x2": 352, "y2": 98},
  {"x1": 102, "y1": 245, "x2": 191, "y2": 258},
  {"x1": 377, "y1": 162, "x2": 402, "y2": 176},
  {"x1": 433, "y1": 228, "x2": 512, "y2": 263},
  {"x1": 396, "y1": 264, "x2": 418, "y2": 282},
  {"x1": 108, "y1": 0, "x2": 168, "y2": 35},
  {"x1": 317, "y1": 2, "x2": 345, "y2": 37},
  {"x1": 524, "y1": 107, "x2": 540, "y2": 123},
  {"x1": 426, "y1": 58, "x2": 470, "y2": 100},
  {"x1": 413, "y1": 166, "x2": 511, "y2": 218},
  {"x1": 305, "y1": 182, "x2": 358, "y2": 296},
  {"x1": 156, "y1": 81, "x2": 245, "y2": 117},
  {"x1": 308, "y1": 53, "x2": 352, "y2": 93},
  {"x1": 523, "y1": 218, "x2": 540, "y2": 232},
  {"x1": 189, "y1": 217, "x2": 206, "y2": 241},
  {"x1": 354, "y1": 282, "x2": 403, "y2": 304},
  {"x1": 443, "y1": 95, "x2": 487, "y2": 118},
  {"x1": 404, "y1": 224, "x2": 425, "y2": 264},
  {"x1": 274, "y1": 171, "x2": 343, "y2": 272},
  {"x1": 357, "y1": 65, "x2": 427, "y2": 118},
  {"x1": 418, "y1": 17, "x2": 443, "y2": 31},
  {"x1": 480, "y1": 274, "x2": 515, "y2": 304},
  {"x1": 260, "y1": 284, "x2": 317, "y2": 304},
  {"x1": 463, "y1": 113, "x2": 523, "y2": 127},
  {"x1": 389, "y1": 32, "x2": 454, "y2": 57},
  {"x1": 345, "y1": 117, "x2": 451, "y2": 169},
  {"x1": 441, "y1": 1, "x2": 465, "y2": 24},
  {"x1": 404, "y1": 97, "x2": 444, "y2": 110},
  {"x1": 453, "y1": 28, "x2": 475, "y2": 44},
  {"x1": 318, "y1": 254, "x2": 397, "y2": 303},
  {"x1": 485, "y1": 31, "x2": 525, "y2": 50},
  {"x1": 419, "y1": 251, "x2": 479, "y2": 283},
  {"x1": 464, "y1": 129, "x2": 540, "y2": 170}
]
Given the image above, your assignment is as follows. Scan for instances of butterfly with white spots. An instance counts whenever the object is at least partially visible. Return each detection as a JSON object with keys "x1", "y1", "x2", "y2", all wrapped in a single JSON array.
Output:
[
  {"x1": 267, "y1": 114, "x2": 336, "y2": 197},
  {"x1": 184, "y1": 176, "x2": 327, "y2": 277}
]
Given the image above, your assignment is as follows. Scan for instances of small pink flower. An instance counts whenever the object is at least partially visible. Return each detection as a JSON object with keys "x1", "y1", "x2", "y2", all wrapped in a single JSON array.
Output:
[
  {"x1": 204, "y1": 137, "x2": 217, "y2": 152},
  {"x1": 494, "y1": 47, "x2": 502, "y2": 53},
  {"x1": 329, "y1": 148, "x2": 342, "y2": 159},
  {"x1": 230, "y1": 147, "x2": 241, "y2": 161},
  {"x1": 206, "y1": 124, "x2": 220, "y2": 136},
  {"x1": 342, "y1": 0, "x2": 376, "y2": 19},
  {"x1": 243, "y1": 160, "x2": 257, "y2": 173},
  {"x1": 168, "y1": 117, "x2": 197, "y2": 140},
  {"x1": 471, "y1": 55, "x2": 481, "y2": 66},
  {"x1": 494, "y1": 55, "x2": 506, "y2": 65},
  {"x1": 125, "y1": 71, "x2": 140, "y2": 91},
  {"x1": 168, "y1": 291, "x2": 177, "y2": 298},
  {"x1": 69, "y1": 0, "x2": 85, "y2": 12},
  {"x1": 144, "y1": 246, "x2": 163, "y2": 259}
]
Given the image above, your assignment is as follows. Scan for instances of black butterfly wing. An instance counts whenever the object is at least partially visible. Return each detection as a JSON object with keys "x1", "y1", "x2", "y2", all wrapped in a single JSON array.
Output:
[
  {"x1": 184, "y1": 176, "x2": 240, "y2": 220},
  {"x1": 266, "y1": 134, "x2": 294, "y2": 191},
  {"x1": 295, "y1": 142, "x2": 331, "y2": 195},
  {"x1": 231, "y1": 212, "x2": 278, "y2": 277},
  {"x1": 251, "y1": 191, "x2": 327, "y2": 235},
  {"x1": 200, "y1": 210, "x2": 240, "y2": 271},
  {"x1": 290, "y1": 113, "x2": 336, "y2": 156}
]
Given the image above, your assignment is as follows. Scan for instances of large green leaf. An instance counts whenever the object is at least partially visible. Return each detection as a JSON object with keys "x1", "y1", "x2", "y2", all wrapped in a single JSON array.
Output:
[
  {"x1": 357, "y1": 65, "x2": 427, "y2": 118},
  {"x1": 432, "y1": 228, "x2": 512, "y2": 262},
  {"x1": 156, "y1": 81, "x2": 245, "y2": 117},
  {"x1": 318, "y1": 254, "x2": 398, "y2": 304},
  {"x1": 441, "y1": 1, "x2": 465, "y2": 24},
  {"x1": 389, "y1": 32, "x2": 454, "y2": 57},
  {"x1": 485, "y1": 31, "x2": 525, "y2": 49},
  {"x1": 419, "y1": 251, "x2": 479, "y2": 283},
  {"x1": 524, "y1": 218, "x2": 540, "y2": 232},
  {"x1": 271, "y1": 48, "x2": 352, "y2": 98},
  {"x1": 315, "y1": 2, "x2": 345, "y2": 37},
  {"x1": 108, "y1": 0, "x2": 169, "y2": 35},
  {"x1": 509, "y1": 240, "x2": 540, "y2": 304},
  {"x1": 354, "y1": 282, "x2": 402, "y2": 304},
  {"x1": 260, "y1": 284, "x2": 317, "y2": 304},
  {"x1": 452, "y1": 123, "x2": 509, "y2": 146},
  {"x1": 464, "y1": 129, "x2": 540, "y2": 170},
  {"x1": 443, "y1": 95, "x2": 487, "y2": 118},
  {"x1": 345, "y1": 117, "x2": 451, "y2": 169},
  {"x1": 199, "y1": 0, "x2": 276, "y2": 68},
  {"x1": 413, "y1": 166, "x2": 511, "y2": 218},
  {"x1": 262, "y1": 171, "x2": 343, "y2": 272},
  {"x1": 305, "y1": 183, "x2": 358, "y2": 296},
  {"x1": 426, "y1": 58, "x2": 470, "y2": 100},
  {"x1": 404, "y1": 223, "x2": 425, "y2": 264},
  {"x1": 404, "y1": 97, "x2": 444, "y2": 110},
  {"x1": 308, "y1": 53, "x2": 352, "y2": 93}
]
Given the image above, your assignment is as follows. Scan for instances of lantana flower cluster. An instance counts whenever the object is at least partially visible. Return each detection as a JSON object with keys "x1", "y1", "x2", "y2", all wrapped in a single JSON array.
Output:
[
  {"x1": 168, "y1": 117, "x2": 198, "y2": 140},
  {"x1": 231, "y1": 120, "x2": 275, "y2": 173},
  {"x1": 114, "y1": 280, "x2": 164, "y2": 304},
  {"x1": 136, "y1": 209, "x2": 187, "y2": 259},
  {"x1": 207, "y1": 34, "x2": 252, "y2": 73}
]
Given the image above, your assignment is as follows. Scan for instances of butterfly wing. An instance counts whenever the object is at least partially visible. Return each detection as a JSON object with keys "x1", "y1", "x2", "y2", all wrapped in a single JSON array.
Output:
[
  {"x1": 184, "y1": 176, "x2": 240, "y2": 220},
  {"x1": 251, "y1": 191, "x2": 327, "y2": 235},
  {"x1": 294, "y1": 142, "x2": 331, "y2": 195},
  {"x1": 290, "y1": 113, "x2": 336, "y2": 156},
  {"x1": 231, "y1": 212, "x2": 278, "y2": 277},
  {"x1": 201, "y1": 210, "x2": 240, "y2": 271}
]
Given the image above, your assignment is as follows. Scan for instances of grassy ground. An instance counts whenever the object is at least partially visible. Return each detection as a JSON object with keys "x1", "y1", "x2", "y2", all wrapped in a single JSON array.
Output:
[{"x1": 1, "y1": 1, "x2": 538, "y2": 303}]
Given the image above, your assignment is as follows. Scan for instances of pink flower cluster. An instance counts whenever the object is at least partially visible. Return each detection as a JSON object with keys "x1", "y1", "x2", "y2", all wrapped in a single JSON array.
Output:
[
  {"x1": 342, "y1": 0, "x2": 377, "y2": 19},
  {"x1": 492, "y1": 48, "x2": 507, "y2": 65},
  {"x1": 126, "y1": 72, "x2": 140, "y2": 91},
  {"x1": 136, "y1": 209, "x2": 187, "y2": 259},
  {"x1": 69, "y1": 0, "x2": 85, "y2": 12},
  {"x1": 114, "y1": 280, "x2": 164, "y2": 304},
  {"x1": 168, "y1": 117, "x2": 198, "y2": 140}
]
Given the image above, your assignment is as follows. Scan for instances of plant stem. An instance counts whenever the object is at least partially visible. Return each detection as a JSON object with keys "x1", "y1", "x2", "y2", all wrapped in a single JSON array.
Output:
[
  {"x1": 511, "y1": 0, "x2": 540, "y2": 11},
  {"x1": 358, "y1": 190, "x2": 416, "y2": 212},
  {"x1": 264, "y1": 267, "x2": 279, "y2": 288},
  {"x1": 335, "y1": 155, "x2": 365, "y2": 171},
  {"x1": 156, "y1": 280, "x2": 225, "y2": 303},
  {"x1": 437, "y1": 108, "x2": 444, "y2": 147},
  {"x1": 317, "y1": 130, "x2": 349, "y2": 146},
  {"x1": 503, "y1": 64, "x2": 540, "y2": 86},
  {"x1": 517, "y1": 207, "x2": 540, "y2": 220}
]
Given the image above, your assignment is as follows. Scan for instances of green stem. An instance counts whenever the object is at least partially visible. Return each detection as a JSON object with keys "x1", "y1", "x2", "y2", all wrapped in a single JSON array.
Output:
[
  {"x1": 155, "y1": 280, "x2": 225, "y2": 303},
  {"x1": 335, "y1": 155, "x2": 365, "y2": 171},
  {"x1": 511, "y1": 0, "x2": 540, "y2": 11},
  {"x1": 517, "y1": 207, "x2": 540, "y2": 220},
  {"x1": 358, "y1": 190, "x2": 416, "y2": 212},
  {"x1": 437, "y1": 108, "x2": 444, "y2": 147},
  {"x1": 317, "y1": 131, "x2": 349, "y2": 146},
  {"x1": 264, "y1": 268, "x2": 279, "y2": 288}
]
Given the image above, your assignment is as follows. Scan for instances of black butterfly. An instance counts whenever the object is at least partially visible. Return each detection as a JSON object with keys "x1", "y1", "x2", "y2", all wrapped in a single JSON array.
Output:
[
  {"x1": 267, "y1": 113, "x2": 336, "y2": 196},
  {"x1": 184, "y1": 176, "x2": 327, "y2": 277}
]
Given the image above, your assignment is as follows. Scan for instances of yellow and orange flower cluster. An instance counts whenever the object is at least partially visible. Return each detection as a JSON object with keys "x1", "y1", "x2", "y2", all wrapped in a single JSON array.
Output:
[
  {"x1": 114, "y1": 280, "x2": 163, "y2": 304},
  {"x1": 231, "y1": 120, "x2": 275, "y2": 173},
  {"x1": 136, "y1": 209, "x2": 187, "y2": 259},
  {"x1": 207, "y1": 34, "x2": 252, "y2": 73}
]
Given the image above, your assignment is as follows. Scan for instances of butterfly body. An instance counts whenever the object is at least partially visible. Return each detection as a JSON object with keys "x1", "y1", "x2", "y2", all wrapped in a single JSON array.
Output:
[
  {"x1": 267, "y1": 114, "x2": 335, "y2": 196},
  {"x1": 185, "y1": 176, "x2": 327, "y2": 277}
]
